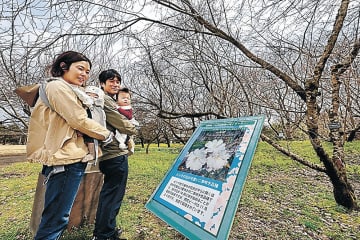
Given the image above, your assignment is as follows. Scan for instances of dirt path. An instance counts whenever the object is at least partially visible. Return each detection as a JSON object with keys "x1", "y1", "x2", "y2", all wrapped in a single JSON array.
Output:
[{"x1": 0, "y1": 154, "x2": 26, "y2": 167}]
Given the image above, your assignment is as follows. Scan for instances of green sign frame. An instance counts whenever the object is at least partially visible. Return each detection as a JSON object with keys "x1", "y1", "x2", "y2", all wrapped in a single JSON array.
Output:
[{"x1": 146, "y1": 116, "x2": 265, "y2": 240}]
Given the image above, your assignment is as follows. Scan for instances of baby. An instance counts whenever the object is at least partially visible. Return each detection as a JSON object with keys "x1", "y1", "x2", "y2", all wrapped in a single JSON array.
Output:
[
  {"x1": 115, "y1": 87, "x2": 139, "y2": 155},
  {"x1": 83, "y1": 86, "x2": 107, "y2": 168}
]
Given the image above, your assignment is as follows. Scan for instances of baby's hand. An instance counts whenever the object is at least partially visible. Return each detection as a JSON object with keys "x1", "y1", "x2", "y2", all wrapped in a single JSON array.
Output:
[
  {"x1": 102, "y1": 132, "x2": 114, "y2": 146},
  {"x1": 127, "y1": 138, "x2": 135, "y2": 156}
]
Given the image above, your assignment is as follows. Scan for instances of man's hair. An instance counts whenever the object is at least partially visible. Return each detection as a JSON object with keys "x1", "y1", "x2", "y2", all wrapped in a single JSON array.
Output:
[
  {"x1": 98, "y1": 69, "x2": 122, "y2": 84},
  {"x1": 50, "y1": 51, "x2": 92, "y2": 77}
]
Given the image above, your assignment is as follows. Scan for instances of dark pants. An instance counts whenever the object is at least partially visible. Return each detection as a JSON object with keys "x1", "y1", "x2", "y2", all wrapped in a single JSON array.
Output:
[
  {"x1": 34, "y1": 162, "x2": 86, "y2": 240},
  {"x1": 93, "y1": 155, "x2": 128, "y2": 239}
]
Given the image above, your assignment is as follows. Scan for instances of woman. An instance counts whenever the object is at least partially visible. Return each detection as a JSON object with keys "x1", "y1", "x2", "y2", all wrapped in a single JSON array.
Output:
[{"x1": 27, "y1": 51, "x2": 112, "y2": 240}]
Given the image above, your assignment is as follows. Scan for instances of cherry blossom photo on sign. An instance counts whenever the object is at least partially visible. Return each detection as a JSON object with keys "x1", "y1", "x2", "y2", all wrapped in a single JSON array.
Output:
[{"x1": 178, "y1": 129, "x2": 246, "y2": 181}]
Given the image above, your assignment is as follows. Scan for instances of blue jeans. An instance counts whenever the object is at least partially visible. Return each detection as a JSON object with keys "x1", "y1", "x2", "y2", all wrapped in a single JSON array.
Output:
[
  {"x1": 93, "y1": 155, "x2": 128, "y2": 239},
  {"x1": 34, "y1": 162, "x2": 86, "y2": 240}
]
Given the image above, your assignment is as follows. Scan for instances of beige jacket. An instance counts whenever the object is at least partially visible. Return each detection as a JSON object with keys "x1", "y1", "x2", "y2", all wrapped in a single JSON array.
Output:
[{"x1": 26, "y1": 79, "x2": 110, "y2": 166}]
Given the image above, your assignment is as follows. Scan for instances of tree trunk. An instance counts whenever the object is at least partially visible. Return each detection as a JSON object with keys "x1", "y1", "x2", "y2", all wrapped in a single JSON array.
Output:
[
  {"x1": 332, "y1": 172, "x2": 357, "y2": 210},
  {"x1": 306, "y1": 76, "x2": 358, "y2": 209},
  {"x1": 347, "y1": 126, "x2": 360, "y2": 142},
  {"x1": 318, "y1": 146, "x2": 358, "y2": 209},
  {"x1": 146, "y1": 143, "x2": 151, "y2": 154},
  {"x1": 302, "y1": 0, "x2": 358, "y2": 210},
  {"x1": 347, "y1": 131, "x2": 356, "y2": 142},
  {"x1": 307, "y1": 131, "x2": 358, "y2": 209}
]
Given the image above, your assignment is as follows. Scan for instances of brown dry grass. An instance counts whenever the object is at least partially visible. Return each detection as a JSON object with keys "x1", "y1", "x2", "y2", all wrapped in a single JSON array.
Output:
[{"x1": 0, "y1": 145, "x2": 26, "y2": 156}]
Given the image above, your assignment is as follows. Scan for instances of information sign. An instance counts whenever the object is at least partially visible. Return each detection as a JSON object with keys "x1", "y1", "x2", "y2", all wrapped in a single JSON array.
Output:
[{"x1": 146, "y1": 116, "x2": 265, "y2": 240}]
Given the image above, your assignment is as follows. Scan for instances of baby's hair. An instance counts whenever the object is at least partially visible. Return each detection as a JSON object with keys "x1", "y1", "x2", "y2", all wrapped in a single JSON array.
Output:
[
  {"x1": 119, "y1": 87, "x2": 130, "y2": 93},
  {"x1": 116, "y1": 87, "x2": 131, "y2": 101}
]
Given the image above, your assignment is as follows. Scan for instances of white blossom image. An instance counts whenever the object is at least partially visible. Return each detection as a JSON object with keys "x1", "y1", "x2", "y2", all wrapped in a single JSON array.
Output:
[
  {"x1": 206, "y1": 150, "x2": 231, "y2": 171},
  {"x1": 205, "y1": 139, "x2": 226, "y2": 152},
  {"x1": 184, "y1": 139, "x2": 231, "y2": 173},
  {"x1": 185, "y1": 148, "x2": 207, "y2": 170},
  {"x1": 205, "y1": 139, "x2": 231, "y2": 171}
]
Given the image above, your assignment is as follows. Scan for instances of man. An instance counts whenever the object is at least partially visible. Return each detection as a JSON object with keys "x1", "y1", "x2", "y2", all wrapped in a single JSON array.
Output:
[{"x1": 92, "y1": 69, "x2": 137, "y2": 240}]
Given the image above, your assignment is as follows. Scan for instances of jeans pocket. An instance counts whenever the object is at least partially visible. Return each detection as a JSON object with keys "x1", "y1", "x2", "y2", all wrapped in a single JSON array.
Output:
[
  {"x1": 66, "y1": 162, "x2": 86, "y2": 175},
  {"x1": 41, "y1": 165, "x2": 52, "y2": 177}
]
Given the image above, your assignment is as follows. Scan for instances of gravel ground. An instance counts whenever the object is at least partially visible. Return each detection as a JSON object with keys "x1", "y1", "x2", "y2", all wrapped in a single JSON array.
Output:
[
  {"x1": 1, "y1": 153, "x2": 359, "y2": 240},
  {"x1": 228, "y1": 155, "x2": 360, "y2": 240},
  {"x1": 0, "y1": 154, "x2": 26, "y2": 166}
]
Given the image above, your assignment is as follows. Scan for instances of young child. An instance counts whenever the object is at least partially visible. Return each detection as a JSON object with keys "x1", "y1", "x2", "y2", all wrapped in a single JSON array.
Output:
[
  {"x1": 83, "y1": 86, "x2": 107, "y2": 168},
  {"x1": 115, "y1": 87, "x2": 139, "y2": 155}
]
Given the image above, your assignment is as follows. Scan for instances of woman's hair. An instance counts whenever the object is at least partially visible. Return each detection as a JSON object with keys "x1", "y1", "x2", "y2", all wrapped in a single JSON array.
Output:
[
  {"x1": 50, "y1": 51, "x2": 92, "y2": 77},
  {"x1": 98, "y1": 69, "x2": 122, "y2": 84}
]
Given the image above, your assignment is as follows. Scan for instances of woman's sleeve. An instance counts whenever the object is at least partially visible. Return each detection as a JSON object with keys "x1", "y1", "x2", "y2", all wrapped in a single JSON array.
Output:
[{"x1": 46, "y1": 81, "x2": 110, "y2": 140}]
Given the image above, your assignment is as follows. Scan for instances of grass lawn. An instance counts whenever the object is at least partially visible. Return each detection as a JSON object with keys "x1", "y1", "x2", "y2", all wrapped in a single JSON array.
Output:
[{"x1": 0, "y1": 142, "x2": 359, "y2": 239}]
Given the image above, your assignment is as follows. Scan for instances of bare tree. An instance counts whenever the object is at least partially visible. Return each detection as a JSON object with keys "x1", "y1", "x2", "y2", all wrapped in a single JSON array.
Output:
[
  {"x1": 2, "y1": 0, "x2": 360, "y2": 209},
  {"x1": 0, "y1": 0, "x2": 137, "y2": 130},
  {"x1": 137, "y1": 0, "x2": 359, "y2": 209}
]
